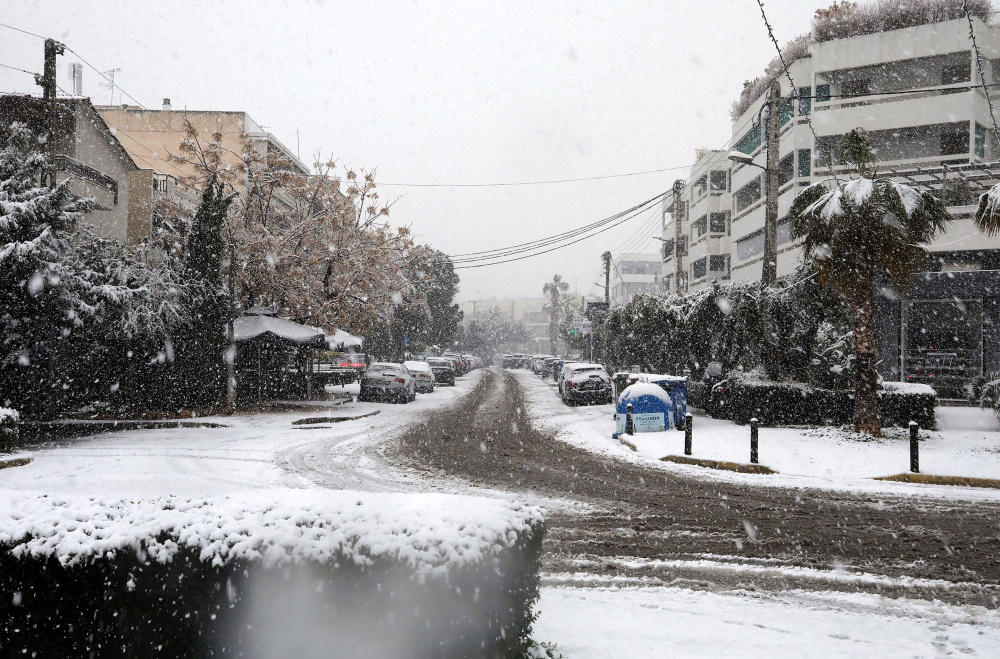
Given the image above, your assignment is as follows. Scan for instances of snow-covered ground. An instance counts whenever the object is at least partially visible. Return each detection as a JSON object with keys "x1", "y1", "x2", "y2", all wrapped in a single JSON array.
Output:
[
  {"x1": 516, "y1": 370, "x2": 1000, "y2": 500},
  {"x1": 534, "y1": 580, "x2": 1000, "y2": 658},
  {"x1": 0, "y1": 377, "x2": 480, "y2": 498}
]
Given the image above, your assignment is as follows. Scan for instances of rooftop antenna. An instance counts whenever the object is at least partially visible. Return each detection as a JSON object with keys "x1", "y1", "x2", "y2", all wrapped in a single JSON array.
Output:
[{"x1": 100, "y1": 68, "x2": 121, "y2": 105}]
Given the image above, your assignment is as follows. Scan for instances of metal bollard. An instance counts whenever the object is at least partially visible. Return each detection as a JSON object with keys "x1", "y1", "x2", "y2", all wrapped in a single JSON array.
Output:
[
  {"x1": 684, "y1": 413, "x2": 693, "y2": 456},
  {"x1": 750, "y1": 417, "x2": 759, "y2": 464},
  {"x1": 626, "y1": 404, "x2": 634, "y2": 436},
  {"x1": 909, "y1": 421, "x2": 919, "y2": 473}
]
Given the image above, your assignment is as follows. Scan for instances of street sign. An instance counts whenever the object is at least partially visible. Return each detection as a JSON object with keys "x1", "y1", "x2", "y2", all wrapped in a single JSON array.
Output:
[
  {"x1": 402, "y1": 336, "x2": 411, "y2": 346},
  {"x1": 571, "y1": 319, "x2": 593, "y2": 336}
]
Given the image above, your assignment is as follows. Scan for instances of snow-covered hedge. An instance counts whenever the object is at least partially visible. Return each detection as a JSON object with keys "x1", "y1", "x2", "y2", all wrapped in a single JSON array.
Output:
[
  {"x1": 0, "y1": 407, "x2": 18, "y2": 453},
  {"x1": 726, "y1": 378, "x2": 936, "y2": 429},
  {"x1": 0, "y1": 490, "x2": 546, "y2": 657}
]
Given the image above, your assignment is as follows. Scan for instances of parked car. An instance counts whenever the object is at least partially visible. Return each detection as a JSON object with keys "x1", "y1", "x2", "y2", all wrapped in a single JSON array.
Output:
[
  {"x1": 403, "y1": 360, "x2": 436, "y2": 393},
  {"x1": 425, "y1": 357, "x2": 456, "y2": 386},
  {"x1": 557, "y1": 361, "x2": 580, "y2": 393},
  {"x1": 358, "y1": 363, "x2": 416, "y2": 403},
  {"x1": 561, "y1": 363, "x2": 612, "y2": 405},
  {"x1": 542, "y1": 357, "x2": 559, "y2": 378},
  {"x1": 442, "y1": 352, "x2": 466, "y2": 375}
]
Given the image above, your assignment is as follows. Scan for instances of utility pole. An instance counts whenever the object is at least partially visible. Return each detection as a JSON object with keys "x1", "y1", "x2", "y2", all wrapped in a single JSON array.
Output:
[
  {"x1": 35, "y1": 38, "x2": 64, "y2": 188},
  {"x1": 601, "y1": 251, "x2": 611, "y2": 307},
  {"x1": 762, "y1": 81, "x2": 781, "y2": 286},
  {"x1": 671, "y1": 179, "x2": 686, "y2": 293}
]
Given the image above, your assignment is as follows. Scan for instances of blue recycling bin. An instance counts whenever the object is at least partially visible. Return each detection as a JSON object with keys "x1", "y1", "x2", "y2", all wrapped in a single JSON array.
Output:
[
  {"x1": 646, "y1": 375, "x2": 688, "y2": 430},
  {"x1": 613, "y1": 383, "x2": 676, "y2": 438}
]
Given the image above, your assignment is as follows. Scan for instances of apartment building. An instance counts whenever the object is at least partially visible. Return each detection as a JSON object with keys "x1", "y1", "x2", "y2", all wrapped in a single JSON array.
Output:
[
  {"x1": 611, "y1": 253, "x2": 663, "y2": 306},
  {"x1": 0, "y1": 95, "x2": 154, "y2": 244},
  {"x1": 96, "y1": 101, "x2": 310, "y2": 200},
  {"x1": 661, "y1": 15, "x2": 1000, "y2": 397}
]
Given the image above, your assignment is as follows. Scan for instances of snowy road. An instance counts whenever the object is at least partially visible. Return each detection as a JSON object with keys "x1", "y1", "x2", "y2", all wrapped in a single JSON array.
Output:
[
  {"x1": 1, "y1": 376, "x2": 481, "y2": 497},
  {"x1": 6, "y1": 366, "x2": 1000, "y2": 656}
]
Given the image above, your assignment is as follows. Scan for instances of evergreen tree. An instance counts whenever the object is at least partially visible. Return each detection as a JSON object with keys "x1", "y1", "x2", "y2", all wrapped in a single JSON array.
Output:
[
  {"x1": 0, "y1": 123, "x2": 91, "y2": 416},
  {"x1": 542, "y1": 274, "x2": 570, "y2": 355},
  {"x1": 174, "y1": 176, "x2": 234, "y2": 408}
]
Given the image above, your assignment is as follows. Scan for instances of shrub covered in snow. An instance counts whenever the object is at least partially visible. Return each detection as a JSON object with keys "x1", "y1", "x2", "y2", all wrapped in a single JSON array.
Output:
[
  {"x1": 726, "y1": 376, "x2": 936, "y2": 428},
  {"x1": 0, "y1": 490, "x2": 546, "y2": 657},
  {"x1": 0, "y1": 407, "x2": 17, "y2": 453}
]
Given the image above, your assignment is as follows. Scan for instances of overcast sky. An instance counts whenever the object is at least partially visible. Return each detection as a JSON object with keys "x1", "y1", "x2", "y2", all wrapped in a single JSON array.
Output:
[{"x1": 1, "y1": 0, "x2": 824, "y2": 302}]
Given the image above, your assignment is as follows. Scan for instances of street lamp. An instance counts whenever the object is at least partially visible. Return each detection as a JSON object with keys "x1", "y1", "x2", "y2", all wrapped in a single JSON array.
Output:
[{"x1": 727, "y1": 151, "x2": 765, "y2": 170}]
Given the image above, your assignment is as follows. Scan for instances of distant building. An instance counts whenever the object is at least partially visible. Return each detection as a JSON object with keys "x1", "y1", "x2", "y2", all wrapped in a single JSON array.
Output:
[
  {"x1": 610, "y1": 253, "x2": 662, "y2": 307},
  {"x1": 0, "y1": 95, "x2": 154, "y2": 243},
  {"x1": 459, "y1": 294, "x2": 590, "y2": 353}
]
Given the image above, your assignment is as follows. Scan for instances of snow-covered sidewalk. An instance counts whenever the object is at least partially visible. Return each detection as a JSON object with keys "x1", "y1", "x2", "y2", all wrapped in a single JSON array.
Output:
[
  {"x1": 516, "y1": 371, "x2": 1000, "y2": 500},
  {"x1": 534, "y1": 581, "x2": 1000, "y2": 658}
]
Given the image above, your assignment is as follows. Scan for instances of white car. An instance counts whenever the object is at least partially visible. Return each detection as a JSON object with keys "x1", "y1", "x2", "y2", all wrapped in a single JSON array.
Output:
[
  {"x1": 358, "y1": 363, "x2": 416, "y2": 403},
  {"x1": 403, "y1": 360, "x2": 436, "y2": 393},
  {"x1": 561, "y1": 363, "x2": 612, "y2": 405}
]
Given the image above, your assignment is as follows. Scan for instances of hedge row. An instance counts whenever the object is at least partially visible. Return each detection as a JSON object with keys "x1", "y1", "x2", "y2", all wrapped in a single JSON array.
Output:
[
  {"x1": 0, "y1": 407, "x2": 17, "y2": 453},
  {"x1": 725, "y1": 379, "x2": 937, "y2": 429},
  {"x1": 0, "y1": 493, "x2": 546, "y2": 658}
]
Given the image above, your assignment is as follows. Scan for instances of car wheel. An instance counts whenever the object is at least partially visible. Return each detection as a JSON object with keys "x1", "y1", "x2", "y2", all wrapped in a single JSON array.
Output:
[
  {"x1": 429, "y1": 385, "x2": 435, "y2": 393},
  {"x1": 397, "y1": 390, "x2": 408, "y2": 404}
]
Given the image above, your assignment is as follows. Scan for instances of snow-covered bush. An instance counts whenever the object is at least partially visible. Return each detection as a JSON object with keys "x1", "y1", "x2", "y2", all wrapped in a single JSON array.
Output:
[
  {"x1": 726, "y1": 375, "x2": 936, "y2": 428},
  {"x1": 598, "y1": 271, "x2": 853, "y2": 385},
  {"x1": 0, "y1": 407, "x2": 17, "y2": 453},
  {"x1": 812, "y1": 0, "x2": 993, "y2": 44},
  {"x1": 0, "y1": 490, "x2": 546, "y2": 657}
]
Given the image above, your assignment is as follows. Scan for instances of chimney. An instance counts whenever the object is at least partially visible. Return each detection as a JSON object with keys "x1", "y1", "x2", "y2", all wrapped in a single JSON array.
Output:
[
  {"x1": 68, "y1": 63, "x2": 83, "y2": 95},
  {"x1": 162, "y1": 98, "x2": 171, "y2": 111}
]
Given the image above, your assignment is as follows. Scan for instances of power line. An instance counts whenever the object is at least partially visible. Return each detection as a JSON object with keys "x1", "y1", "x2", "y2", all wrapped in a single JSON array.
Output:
[
  {"x1": 0, "y1": 22, "x2": 45, "y2": 40},
  {"x1": 379, "y1": 164, "x2": 694, "y2": 188},
  {"x1": 965, "y1": 1, "x2": 1000, "y2": 138},
  {"x1": 450, "y1": 191, "x2": 671, "y2": 261},
  {"x1": 0, "y1": 62, "x2": 38, "y2": 76},
  {"x1": 754, "y1": 0, "x2": 840, "y2": 186},
  {"x1": 452, "y1": 193, "x2": 668, "y2": 269}
]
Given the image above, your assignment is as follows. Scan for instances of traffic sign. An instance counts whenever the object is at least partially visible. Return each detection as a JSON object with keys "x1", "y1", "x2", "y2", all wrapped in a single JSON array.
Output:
[
  {"x1": 571, "y1": 319, "x2": 593, "y2": 336},
  {"x1": 402, "y1": 336, "x2": 411, "y2": 346}
]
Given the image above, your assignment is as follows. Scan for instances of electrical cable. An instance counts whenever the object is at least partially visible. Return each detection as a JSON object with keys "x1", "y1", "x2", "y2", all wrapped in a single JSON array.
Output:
[
  {"x1": 452, "y1": 193, "x2": 668, "y2": 269},
  {"x1": 0, "y1": 62, "x2": 38, "y2": 76},
  {"x1": 964, "y1": 1, "x2": 1000, "y2": 138},
  {"x1": 755, "y1": 0, "x2": 840, "y2": 186},
  {"x1": 450, "y1": 191, "x2": 671, "y2": 261},
  {"x1": 450, "y1": 191, "x2": 669, "y2": 263}
]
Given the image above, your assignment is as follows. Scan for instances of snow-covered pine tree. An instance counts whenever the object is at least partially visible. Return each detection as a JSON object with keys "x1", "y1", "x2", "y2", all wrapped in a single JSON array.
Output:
[{"x1": 0, "y1": 122, "x2": 92, "y2": 416}]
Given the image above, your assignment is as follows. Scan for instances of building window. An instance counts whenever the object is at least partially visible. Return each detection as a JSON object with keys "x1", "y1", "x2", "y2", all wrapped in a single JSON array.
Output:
[
  {"x1": 941, "y1": 124, "x2": 970, "y2": 156},
  {"x1": 662, "y1": 238, "x2": 675, "y2": 260},
  {"x1": 710, "y1": 212, "x2": 729, "y2": 234},
  {"x1": 736, "y1": 229, "x2": 765, "y2": 260},
  {"x1": 798, "y1": 87, "x2": 812, "y2": 115},
  {"x1": 975, "y1": 123, "x2": 987, "y2": 158},
  {"x1": 691, "y1": 215, "x2": 708, "y2": 239},
  {"x1": 734, "y1": 125, "x2": 762, "y2": 155},
  {"x1": 816, "y1": 84, "x2": 831, "y2": 103},
  {"x1": 778, "y1": 152, "x2": 795, "y2": 186},
  {"x1": 779, "y1": 96, "x2": 794, "y2": 126},
  {"x1": 778, "y1": 218, "x2": 792, "y2": 245},
  {"x1": 710, "y1": 170, "x2": 728, "y2": 191},
  {"x1": 797, "y1": 149, "x2": 812, "y2": 178},
  {"x1": 692, "y1": 257, "x2": 707, "y2": 280},
  {"x1": 709, "y1": 255, "x2": 730, "y2": 274},
  {"x1": 734, "y1": 176, "x2": 762, "y2": 212}
]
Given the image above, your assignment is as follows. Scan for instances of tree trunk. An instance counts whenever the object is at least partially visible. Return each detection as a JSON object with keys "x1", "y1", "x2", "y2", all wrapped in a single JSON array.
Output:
[{"x1": 853, "y1": 294, "x2": 881, "y2": 436}]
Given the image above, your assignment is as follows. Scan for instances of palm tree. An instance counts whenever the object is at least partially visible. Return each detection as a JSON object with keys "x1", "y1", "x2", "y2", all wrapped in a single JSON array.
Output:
[
  {"x1": 543, "y1": 274, "x2": 570, "y2": 355},
  {"x1": 787, "y1": 130, "x2": 950, "y2": 436}
]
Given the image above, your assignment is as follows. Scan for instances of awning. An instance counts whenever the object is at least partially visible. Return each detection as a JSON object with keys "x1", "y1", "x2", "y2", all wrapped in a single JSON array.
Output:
[
  {"x1": 233, "y1": 314, "x2": 327, "y2": 349},
  {"x1": 327, "y1": 329, "x2": 364, "y2": 351}
]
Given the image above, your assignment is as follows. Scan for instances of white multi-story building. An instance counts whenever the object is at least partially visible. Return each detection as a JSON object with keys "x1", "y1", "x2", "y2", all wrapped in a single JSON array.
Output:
[
  {"x1": 660, "y1": 14, "x2": 1000, "y2": 397},
  {"x1": 611, "y1": 253, "x2": 663, "y2": 306}
]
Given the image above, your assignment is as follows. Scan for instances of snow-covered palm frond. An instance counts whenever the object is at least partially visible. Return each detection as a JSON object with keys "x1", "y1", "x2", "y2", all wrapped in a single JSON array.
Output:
[{"x1": 789, "y1": 175, "x2": 949, "y2": 301}]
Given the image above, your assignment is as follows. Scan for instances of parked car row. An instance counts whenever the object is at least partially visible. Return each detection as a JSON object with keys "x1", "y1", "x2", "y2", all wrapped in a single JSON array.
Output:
[{"x1": 358, "y1": 353, "x2": 482, "y2": 403}]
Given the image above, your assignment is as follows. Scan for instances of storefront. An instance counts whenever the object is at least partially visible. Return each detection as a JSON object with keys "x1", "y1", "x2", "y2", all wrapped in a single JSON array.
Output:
[{"x1": 878, "y1": 270, "x2": 1000, "y2": 400}]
